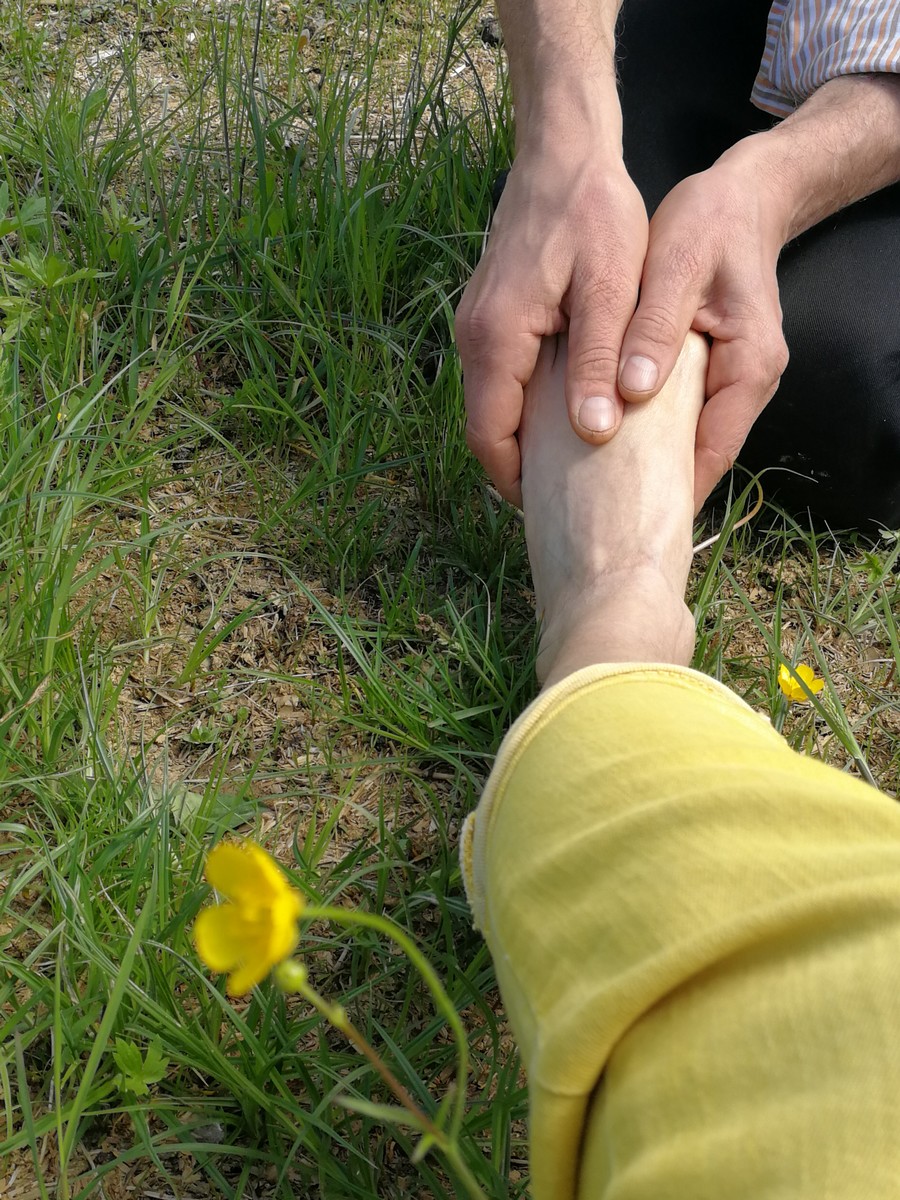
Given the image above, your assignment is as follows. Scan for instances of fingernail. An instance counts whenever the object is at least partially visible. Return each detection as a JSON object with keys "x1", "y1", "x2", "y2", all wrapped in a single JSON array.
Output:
[
  {"x1": 620, "y1": 354, "x2": 658, "y2": 393},
  {"x1": 577, "y1": 395, "x2": 617, "y2": 433}
]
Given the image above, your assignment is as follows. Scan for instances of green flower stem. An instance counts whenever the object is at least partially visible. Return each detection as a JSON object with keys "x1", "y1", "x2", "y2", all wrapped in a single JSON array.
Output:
[
  {"x1": 299, "y1": 980, "x2": 429, "y2": 1130},
  {"x1": 305, "y1": 904, "x2": 471, "y2": 1140},
  {"x1": 291, "y1": 972, "x2": 487, "y2": 1200},
  {"x1": 297, "y1": 904, "x2": 484, "y2": 1196}
]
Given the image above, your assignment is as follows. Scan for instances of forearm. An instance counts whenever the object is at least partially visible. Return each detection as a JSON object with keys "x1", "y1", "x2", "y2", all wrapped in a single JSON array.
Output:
[
  {"x1": 724, "y1": 73, "x2": 900, "y2": 244},
  {"x1": 496, "y1": 0, "x2": 624, "y2": 155}
]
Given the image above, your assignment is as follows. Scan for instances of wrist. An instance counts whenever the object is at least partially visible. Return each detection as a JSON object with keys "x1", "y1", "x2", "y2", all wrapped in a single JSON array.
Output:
[
  {"x1": 496, "y1": 0, "x2": 624, "y2": 157},
  {"x1": 514, "y1": 78, "x2": 624, "y2": 160},
  {"x1": 711, "y1": 135, "x2": 802, "y2": 248},
  {"x1": 715, "y1": 75, "x2": 900, "y2": 243}
]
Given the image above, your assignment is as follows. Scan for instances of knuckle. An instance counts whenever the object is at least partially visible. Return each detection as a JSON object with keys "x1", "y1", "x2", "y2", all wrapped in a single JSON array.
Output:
[
  {"x1": 632, "y1": 302, "x2": 683, "y2": 348},
  {"x1": 576, "y1": 259, "x2": 637, "y2": 308},
  {"x1": 698, "y1": 441, "x2": 737, "y2": 477},
  {"x1": 660, "y1": 239, "x2": 707, "y2": 288},
  {"x1": 754, "y1": 332, "x2": 789, "y2": 391},
  {"x1": 568, "y1": 344, "x2": 620, "y2": 381},
  {"x1": 465, "y1": 420, "x2": 491, "y2": 460},
  {"x1": 768, "y1": 335, "x2": 790, "y2": 379},
  {"x1": 747, "y1": 369, "x2": 778, "y2": 404},
  {"x1": 456, "y1": 301, "x2": 498, "y2": 354}
]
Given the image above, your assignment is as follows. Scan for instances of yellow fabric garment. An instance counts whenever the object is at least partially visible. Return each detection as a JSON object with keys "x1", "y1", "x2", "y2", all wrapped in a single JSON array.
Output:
[{"x1": 460, "y1": 663, "x2": 900, "y2": 1199}]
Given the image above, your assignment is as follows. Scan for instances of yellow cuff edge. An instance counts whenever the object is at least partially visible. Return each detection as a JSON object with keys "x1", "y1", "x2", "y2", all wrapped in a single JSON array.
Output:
[{"x1": 459, "y1": 663, "x2": 770, "y2": 935}]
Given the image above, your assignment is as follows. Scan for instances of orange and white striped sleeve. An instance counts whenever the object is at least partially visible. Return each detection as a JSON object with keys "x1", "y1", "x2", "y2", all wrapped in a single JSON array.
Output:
[{"x1": 753, "y1": 0, "x2": 900, "y2": 116}]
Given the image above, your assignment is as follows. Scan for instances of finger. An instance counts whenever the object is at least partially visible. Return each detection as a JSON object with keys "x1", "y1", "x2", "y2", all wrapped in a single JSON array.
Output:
[
  {"x1": 458, "y1": 322, "x2": 541, "y2": 508},
  {"x1": 458, "y1": 275, "x2": 559, "y2": 504},
  {"x1": 564, "y1": 266, "x2": 640, "y2": 444},
  {"x1": 466, "y1": 412, "x2": 523, "y2": 508},
  {"x1": 463, "y1": 358, "x2": 525, "y2": 507},
  {"x1": 618, "y1": 244, "x2": 704, "y2": 403},
  {"x1": 692, "y1": 334, "x2": 788, "y2": 511},
  {"x1": 692, "y1": 388, "x2": 751, "y2": 512}
]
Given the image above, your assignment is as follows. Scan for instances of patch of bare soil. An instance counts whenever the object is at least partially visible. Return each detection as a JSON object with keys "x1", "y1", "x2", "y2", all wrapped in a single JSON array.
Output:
[
  {"x1": 1, "y1": 1127, "x2": 294, "y2": 1200},
  {"x1": 5, "y1": 0, "x2": 506, "y2": 147},
  {"x1": 82, "y1": 435, "x2": 459, "y2": 844}
]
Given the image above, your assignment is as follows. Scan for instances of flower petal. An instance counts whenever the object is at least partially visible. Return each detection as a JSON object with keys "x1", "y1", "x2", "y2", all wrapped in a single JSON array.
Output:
[
  {"x1": 194, "y1": 904, "x2": 244, "y2": 972},
  {"x1": 266, "y1": 892, "x2": 303, "y2": 964},
  {"x1": 245, "y1": 841, "x2": 297, "y2": 896},
  {"x1": 205, "y1": 841, "x2": 285, "y2": 905},
  {"x1": 198, "y1": 843, "x2": 306, "y2": 996},
  {"x1": 778, "y1": 662, "x2": 824, "y2": 703},
  {"x1": 777, "y1": 665, "x2": 795, "y2": 699},
  {"x1": 227, "y1": 958, "x2": 270, "y2": 997},
  {"x1": 195, "y1": 903, "x2": 271, "y2": 973}
]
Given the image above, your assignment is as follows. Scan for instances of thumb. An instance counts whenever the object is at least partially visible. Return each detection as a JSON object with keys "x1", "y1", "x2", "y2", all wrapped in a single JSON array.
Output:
[{"x1": 618, "y1": 265, "x2": 699, "y2": 403}]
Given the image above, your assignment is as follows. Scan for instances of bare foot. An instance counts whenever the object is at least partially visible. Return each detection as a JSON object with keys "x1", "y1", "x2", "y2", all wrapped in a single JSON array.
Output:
[{"x1": 520, "y1": 332, "x2": 708, "y2": 688}]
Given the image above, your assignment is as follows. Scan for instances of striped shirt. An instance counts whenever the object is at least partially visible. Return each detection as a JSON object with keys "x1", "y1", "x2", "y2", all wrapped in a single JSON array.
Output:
[{"x1": 752, "y1": 0, "x2": 900, "y2": 116}]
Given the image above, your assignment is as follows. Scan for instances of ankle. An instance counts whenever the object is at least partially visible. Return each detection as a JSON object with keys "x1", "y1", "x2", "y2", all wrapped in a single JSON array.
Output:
[{"x1": 536, "y1": 567, "x2": 696, "y2": 688}]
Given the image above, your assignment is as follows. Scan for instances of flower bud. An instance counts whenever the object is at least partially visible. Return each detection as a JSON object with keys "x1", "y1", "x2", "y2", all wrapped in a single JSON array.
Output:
[
  {"x1": 274, "y1": 959, "x2": 308, "y2": 993},
  {"x1": 329, "y1": 1003, "x2": 349, "y2": 1031}
]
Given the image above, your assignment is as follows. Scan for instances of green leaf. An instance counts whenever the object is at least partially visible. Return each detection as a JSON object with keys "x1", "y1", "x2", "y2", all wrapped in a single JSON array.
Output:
[
  {"x1": 141, "y1": 1039, "x2": 169, "y2": 1086},
  {"x1": 411, "y1": 1132, "x2": 438, "y2": 1164},
  {"x1": 0, "y1": 195, "x2": 46, "y2": 239},
  {"x1": 112, "y1": 1038, "x2": 170, "y2": 1096},
  {"x1": 161, "y1": 781, "x2": 258, "y2": 831},
  {"x1": 117, "y1": 1072, "x2": 150, "y2": 1097},
  {"x1": 333, "y1": 1095, "x2": 430, "y2": 1133},
  {"x1": 5, "y1": 250, "x2": 106, "y2": 289},
  {"x1": 112, "y1": 1039, "x2": 144, "y2": 1076}
]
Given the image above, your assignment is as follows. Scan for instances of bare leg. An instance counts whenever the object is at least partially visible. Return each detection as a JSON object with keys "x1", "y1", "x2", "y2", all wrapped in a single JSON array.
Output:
[
  {"x1": 465, "y1": 331, "x2": 900, "y2": 1200},
  {"x1": 520, "y1": 332, "x2": 708, "y2": 688}
]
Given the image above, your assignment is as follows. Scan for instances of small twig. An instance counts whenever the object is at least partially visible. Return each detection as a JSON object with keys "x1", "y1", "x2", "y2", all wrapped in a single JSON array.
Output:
[
  {"x1": 692, "y1": 481, "x2": 765, "y2": 555},
  {"x1": 0, "y1": 676, "x2": 51, "y2": 727}
]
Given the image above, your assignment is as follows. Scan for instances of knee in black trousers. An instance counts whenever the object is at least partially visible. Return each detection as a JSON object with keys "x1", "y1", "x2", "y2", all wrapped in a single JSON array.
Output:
[
  {"x1": 617, "y1": 0, "x2": 900, "y2": 530},
  {"x1": 490, "y1": 0, "x2": 900, "y2": 530},
  {"x1": 741, "y1": 187, "x2": 900, "y2": 531}
]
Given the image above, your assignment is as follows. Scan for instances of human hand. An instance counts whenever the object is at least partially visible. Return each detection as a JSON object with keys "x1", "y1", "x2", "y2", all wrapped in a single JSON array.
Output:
[
  {"x1": 616, "y1": 151, "x2": 790, "y2": 511},
  {"x1": 456, "y1": 151, "x2": 649, "y2": 506}
]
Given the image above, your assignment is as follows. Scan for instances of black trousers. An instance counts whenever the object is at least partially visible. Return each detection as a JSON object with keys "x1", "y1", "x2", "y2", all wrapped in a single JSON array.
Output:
[
  {"x1": 497, "y1": 0, "x2": 900, "y2": 529},
  {"x1": 616, "y1": 0, "x2": 900, "y2": 531}
]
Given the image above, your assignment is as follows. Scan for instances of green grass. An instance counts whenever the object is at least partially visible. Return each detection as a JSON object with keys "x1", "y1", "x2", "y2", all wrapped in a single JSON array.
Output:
[{"x1": 0, "y1": 1, "x2": 898, "y2": 1197}]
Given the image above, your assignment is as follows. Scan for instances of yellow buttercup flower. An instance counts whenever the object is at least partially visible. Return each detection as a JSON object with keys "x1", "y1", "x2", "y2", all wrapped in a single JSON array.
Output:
[
  {"x1": 778, "y1": 663, "x2": 825, "y2": 704},
  {"x1": 194, "y1": 842, "x2": 305, "y2": 996}
]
